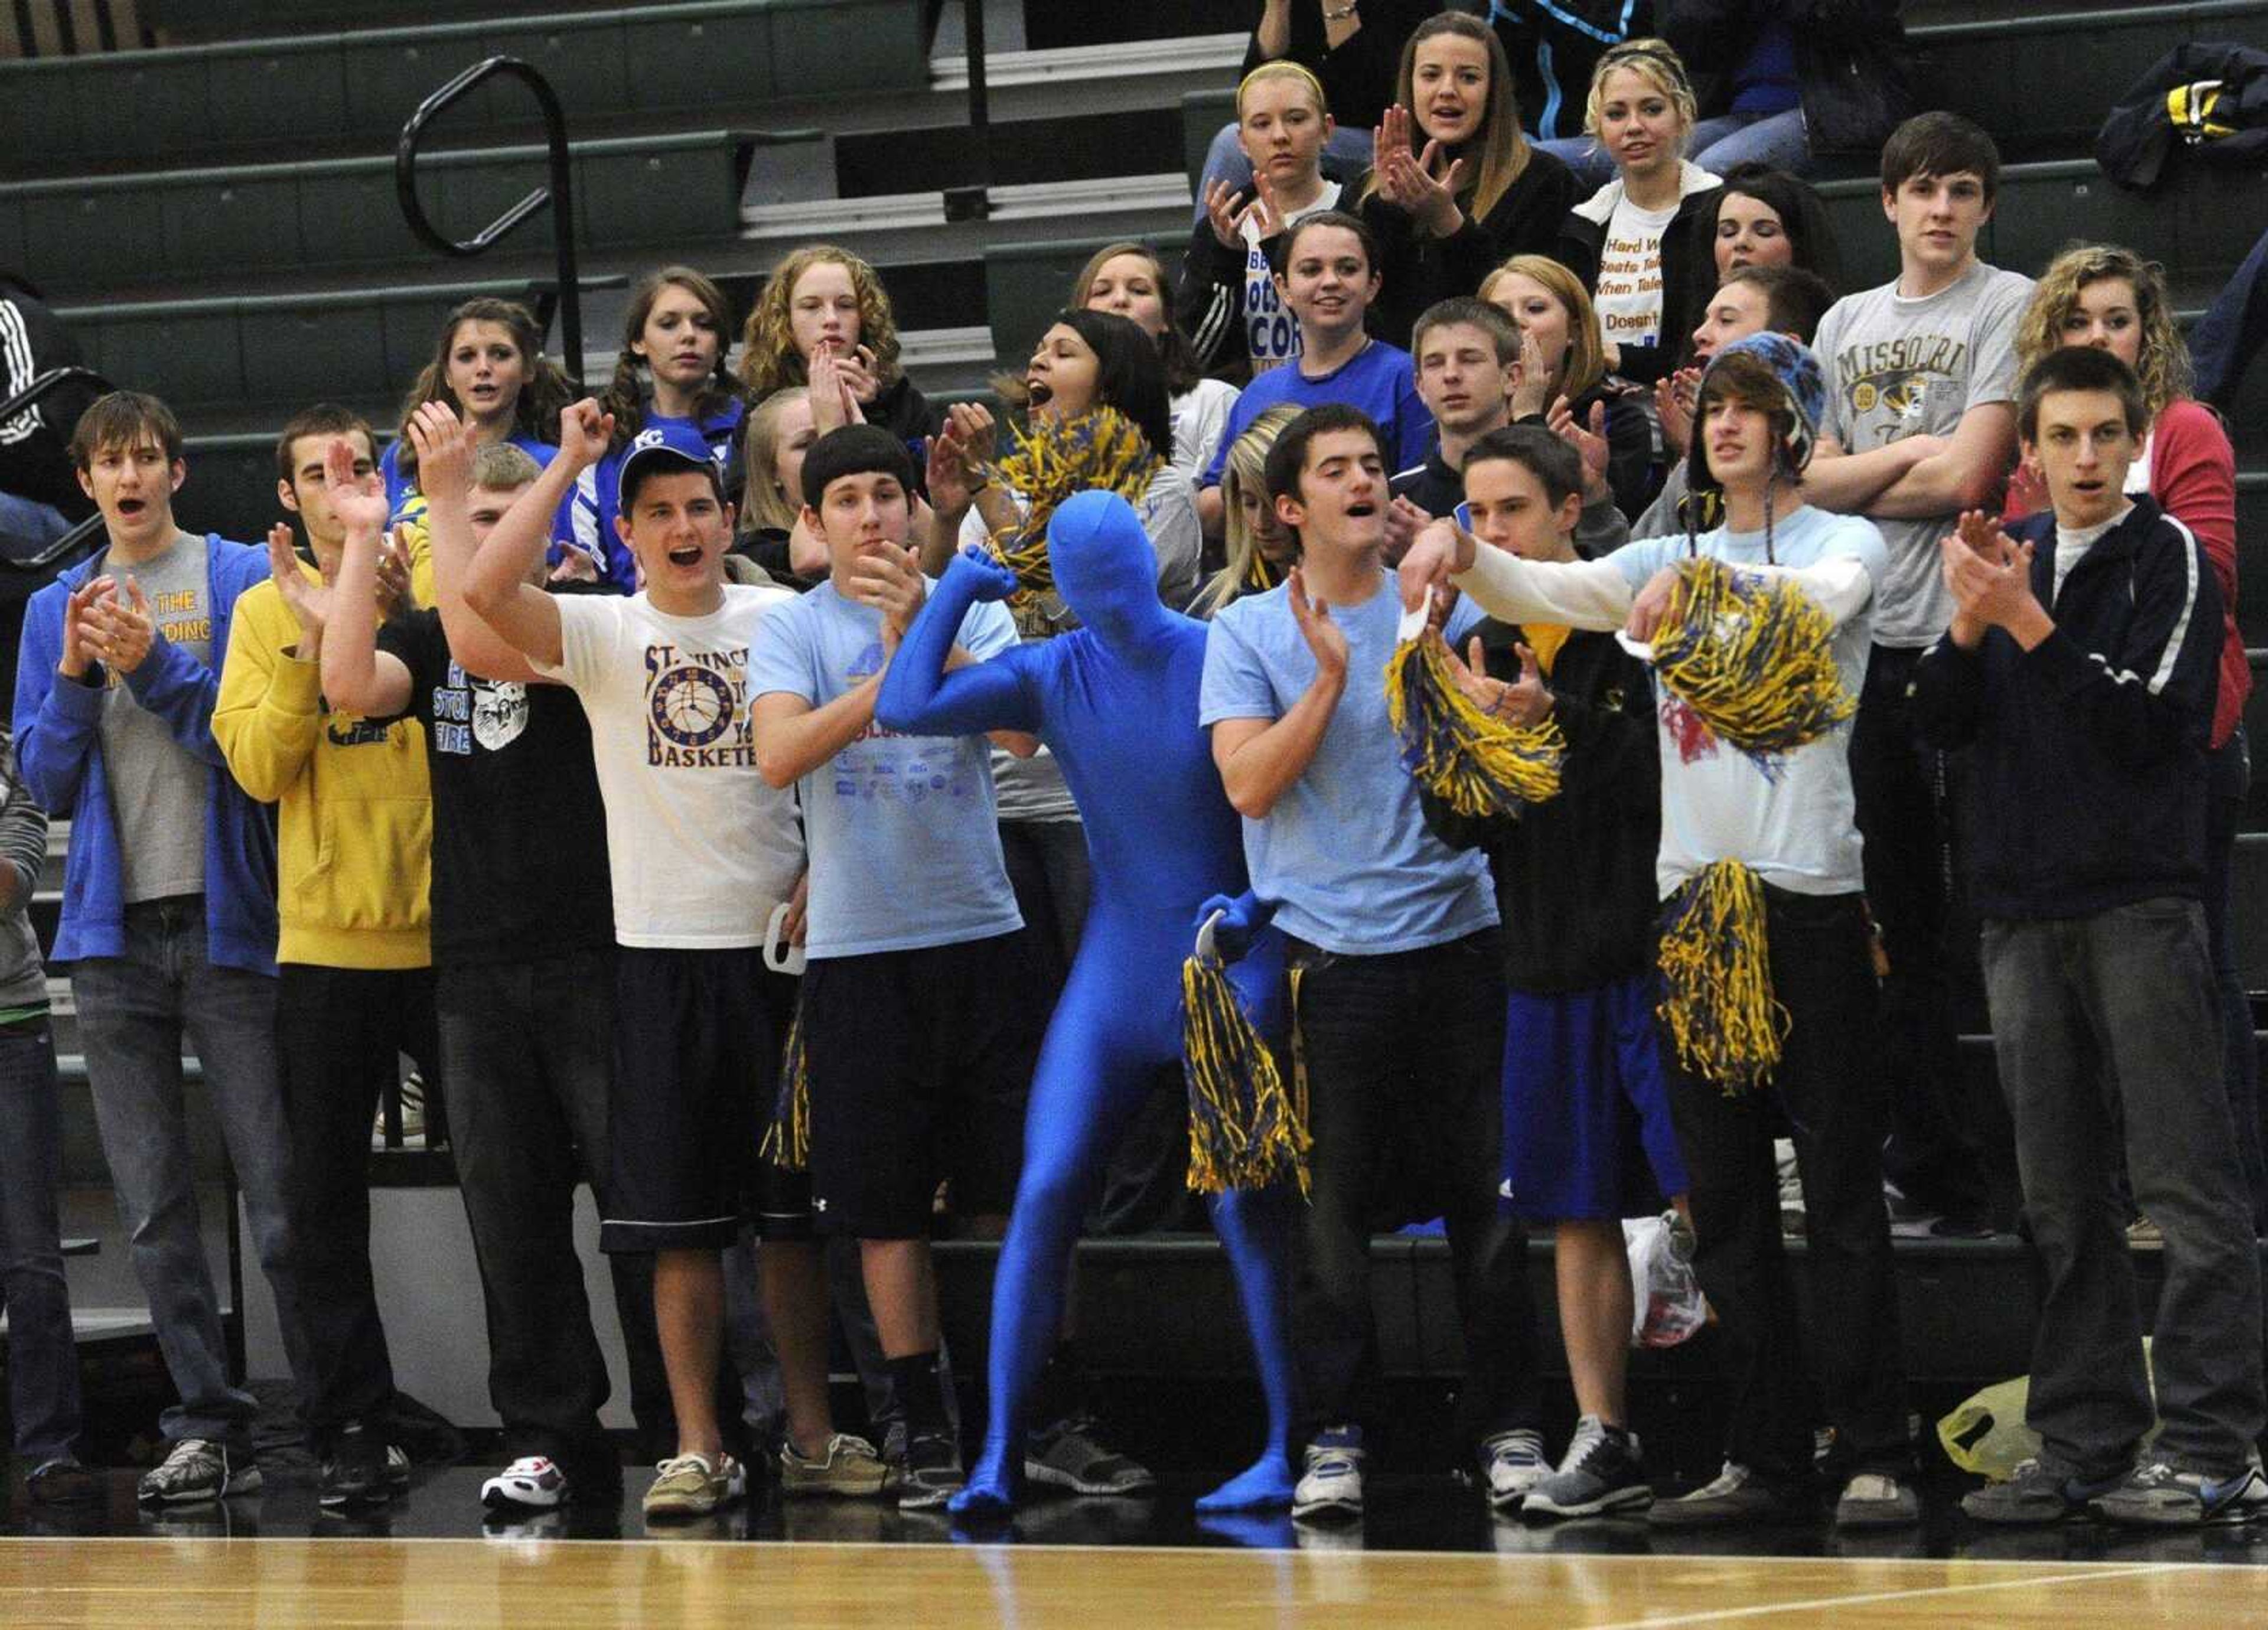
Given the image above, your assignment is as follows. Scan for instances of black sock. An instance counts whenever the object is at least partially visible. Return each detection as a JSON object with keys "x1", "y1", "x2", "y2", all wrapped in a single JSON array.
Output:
[{"x1": 888, "y1": 1352, "x2": 949, "y2": 1438}]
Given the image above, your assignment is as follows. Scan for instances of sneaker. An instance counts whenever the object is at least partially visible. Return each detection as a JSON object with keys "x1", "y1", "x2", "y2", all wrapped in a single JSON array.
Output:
[
  {"x1": 1524, "y1": 1417, "x2": 1653, "y2": 1520},
  {"x1": 2125, "y1": 1214, "x2": 2163, "y2": 1248},
  {"x1": 1961, "y1": 1456, "x2": 2125, "y2": 1526},
  {"x1": 1025, "y1": 1414, "x2": 1158, "y2": 1497},
  {"x1": 642, "y1": 1452, "x2": 745, "y2": 1520},
  {"x1": 481, "y1": 1456, "x2": 569, "y2": 1511},
  {"x1": 373, "y1": 1073, "x2": 427, "y2": 1147},
  {"x1": 780, "y1": 1433, "x2": 887, "y2": 1498},
  {"x1": 897, "y1": 1430, "x2": 964, "y2": 1512},
  {"x1": 386, "y1": 1445, "x2": 411, "y2": 1488},
  {"x1": 139, "y1": 1440, "x2": 263, "y2": 1505},
  {"x1": 318, "y1": 1424, "x2": 390, "y2": 1508},
  {"x1": 1647, "y1": 1461, "x2": 1808, "y2": 1528},
  {"x1": 27, "y1": 1459, "x2": 103, "y2": 1507},
  {"x1": 1834, "y1": 1470, "x2": 1921, "y2": 1529},
  {"x1": 1478, "y1": 1427, "x2": 1550, "y2": 1512},
  {"x1": 1292, "y1": 1427, "x2": 1365, "y2": 1523},
  {"x1": 2091, "y1": 1456, "x2": 2267, "y2": 1527}
]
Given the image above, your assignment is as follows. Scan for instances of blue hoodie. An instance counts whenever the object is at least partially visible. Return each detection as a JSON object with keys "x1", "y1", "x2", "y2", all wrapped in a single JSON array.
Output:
[{"x1": 12, "y1": 537, "x2": 279, "y2": 974}]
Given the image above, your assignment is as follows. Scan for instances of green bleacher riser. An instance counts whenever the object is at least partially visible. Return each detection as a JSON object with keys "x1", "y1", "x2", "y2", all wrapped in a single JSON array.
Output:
[
  {"x1": 1910, "y1": 2, "x2": 2268, "y2": 149},
  {"x1": 54, "y1": 279, "x2": 544, "y2": 417},
  {"x1": 1817, "y1": 159, "x2": 2268, "y2": 291},
  {"x1": 0, "y1": 0, "x2": 925, "y2": 174},
  {"x1": 986, "y1": 234, "x2": 1179, "y2": 371},
  {"x1": 1, "y1": 129, "x2": 776, "y2": 296}
]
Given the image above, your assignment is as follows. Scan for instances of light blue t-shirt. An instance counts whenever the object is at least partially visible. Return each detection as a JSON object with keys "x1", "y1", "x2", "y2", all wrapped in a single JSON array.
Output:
[
  {"x1": 1198, "y1": 339, "x2": 1433, "y2": 490},
  {"x1": 748, "y1": 579, "x2": 1024, "y2": 959},
  {"x1": 1606, "y1": 506, "x2": 1886, "y2": 896},
  {"x1": 1199, "y1": 568, "x2": 1497, "y2": 955}
]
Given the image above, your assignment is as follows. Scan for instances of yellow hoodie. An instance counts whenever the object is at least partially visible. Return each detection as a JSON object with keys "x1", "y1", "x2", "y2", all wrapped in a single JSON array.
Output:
[{"x1": 213, "y1": 556, "x2": 432, "y2": 969}]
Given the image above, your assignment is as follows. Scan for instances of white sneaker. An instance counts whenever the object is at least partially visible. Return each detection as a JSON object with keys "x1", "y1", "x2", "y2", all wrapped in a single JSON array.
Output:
[
  {"x1": 1480, "y1": 1427, "x2": 1550, "y2": 1511},
  {"x1": 1292, "y1": 1429, "x2": 1365, "y2": 1522},
  {"x1": 481, "y1": 1455, "x2": 568, "y2": 1511}
]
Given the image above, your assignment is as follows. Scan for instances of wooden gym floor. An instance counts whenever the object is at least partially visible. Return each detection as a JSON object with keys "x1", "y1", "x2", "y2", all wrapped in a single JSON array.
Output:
[{"x1": 6, "y1": 1467, "x2": 2268, "y2": 1626}]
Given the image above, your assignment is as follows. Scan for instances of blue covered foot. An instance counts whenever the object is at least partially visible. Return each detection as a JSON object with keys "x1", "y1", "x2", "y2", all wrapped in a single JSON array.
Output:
[
  {"x1": 1195, "y1": 1454, "x2": 1296, "y2": 1513},
  {"x1": 947, "y1": 1452, "x2": 1022, "y2": 1518}
]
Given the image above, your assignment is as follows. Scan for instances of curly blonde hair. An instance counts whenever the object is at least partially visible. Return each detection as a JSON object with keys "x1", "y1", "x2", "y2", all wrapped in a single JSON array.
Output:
[
  {"x1": 736, "y1": 244, "x2": 904, "y2": 400},
  {"x1": 1480, "y1": 255, "x2": 1608, "y2": 401},
  {"x1": 2015, "y1": 243, "x2": 2192, "y2": 419}
]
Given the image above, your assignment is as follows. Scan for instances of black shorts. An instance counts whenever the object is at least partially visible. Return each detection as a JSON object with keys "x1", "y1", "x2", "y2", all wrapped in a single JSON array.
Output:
[
  {"x1": 601, "y1": 946, "x2": 777, "y2": 1254},
  {"x1": 801, "y1": 931, "x2": 1039, "y2": 1237}
]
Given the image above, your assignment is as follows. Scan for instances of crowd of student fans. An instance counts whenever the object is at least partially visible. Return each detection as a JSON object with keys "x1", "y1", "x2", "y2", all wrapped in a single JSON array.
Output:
[{"x1": 2, "y1": 1, "x2": 2262, "y2": 1540}]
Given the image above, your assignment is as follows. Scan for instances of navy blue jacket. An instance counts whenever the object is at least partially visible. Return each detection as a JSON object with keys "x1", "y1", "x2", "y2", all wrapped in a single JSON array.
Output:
[{"x1": 1910, "y1": 497, "x2": 2220, "y2": 920}]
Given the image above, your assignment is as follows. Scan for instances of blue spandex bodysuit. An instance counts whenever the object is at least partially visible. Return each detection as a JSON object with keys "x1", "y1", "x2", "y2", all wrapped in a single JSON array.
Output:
[{"x1": 876, "y1": 490, "x2": 1297, "y2": 1517}]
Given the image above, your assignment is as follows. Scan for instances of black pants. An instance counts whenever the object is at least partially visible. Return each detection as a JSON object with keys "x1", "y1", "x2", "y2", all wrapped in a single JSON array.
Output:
[
  {"x1": 1288, "y1": 928, "x2": 1540, "y2": 1454},
  {"x1": 1850, "y1": 644, "x2": 1990, "y2": 1222},
  {"x1": 1664, "y1": 885, "x2": 1911, "y2": 1486},
  {"x1": 276, "y1": 961, "x2": 442, "y2": 1449},
  {"x1": 2202, "y1": 731, "x2": 2266, "y2": 1228},
  {"x1": 441, "y1": 944, "x2": 667, "y2": 1481}
]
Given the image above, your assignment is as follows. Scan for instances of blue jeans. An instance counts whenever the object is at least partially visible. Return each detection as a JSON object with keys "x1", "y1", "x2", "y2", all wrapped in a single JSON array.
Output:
[
  {"x1": 1192, "y1": 121, "x2": 1376, "y2": 226},
  {"x1": 0, "y1": 1018, "x2": 81, "y2": 1466},
  {"x1": 71, "y1": 896, "x2": 309, "y2": 1452},
  {"x1": 1984, "y1": 899, "x2": 2267, "y2": 1475},
  {"x1": 1537, "y1": 106, "x2": 1812, "y2": 198}
]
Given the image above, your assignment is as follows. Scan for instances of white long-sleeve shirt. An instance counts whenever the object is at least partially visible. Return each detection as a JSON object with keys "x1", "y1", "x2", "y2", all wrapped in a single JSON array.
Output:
[{"x1": 1452, "y1": 506, "x2": 1888, "y2": 897}]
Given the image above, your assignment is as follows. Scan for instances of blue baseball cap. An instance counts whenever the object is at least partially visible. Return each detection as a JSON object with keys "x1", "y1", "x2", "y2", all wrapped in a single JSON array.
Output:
[{"x1": 617, "y1": 421, "x2": 727, "y2": 510}]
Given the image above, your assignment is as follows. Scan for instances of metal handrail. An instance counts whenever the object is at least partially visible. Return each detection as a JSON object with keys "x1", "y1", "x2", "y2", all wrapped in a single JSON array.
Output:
[
  {"x1": 0, "y1": 365, "x2": 109, "y2": 573},
  {"x1": 395, "y1": 56, "x2": 584, "y2": 392}
]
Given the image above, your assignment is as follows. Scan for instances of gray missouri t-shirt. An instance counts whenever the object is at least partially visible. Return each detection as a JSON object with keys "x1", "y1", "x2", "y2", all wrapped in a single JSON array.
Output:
[
  {"x1": 1814, "y1": 260, "x2": 2033, "y2": 647},
  {"x1": 98, "y1": 534, "x2": 211, "y2": 902}
]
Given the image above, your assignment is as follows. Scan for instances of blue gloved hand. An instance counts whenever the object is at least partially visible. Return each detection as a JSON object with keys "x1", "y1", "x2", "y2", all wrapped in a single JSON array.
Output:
[
  {"x1": 946, "y1": 546, "x2": 1021, "y2": 603},
  {"x1": 1194, "y1": 891, "x2": 1275, "y2": 965}
]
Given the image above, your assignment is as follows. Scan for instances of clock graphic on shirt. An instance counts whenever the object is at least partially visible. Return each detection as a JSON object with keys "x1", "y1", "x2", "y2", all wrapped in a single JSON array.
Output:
[{"x1": 649, "y1": 663, "x2": 737, "y2": 747}]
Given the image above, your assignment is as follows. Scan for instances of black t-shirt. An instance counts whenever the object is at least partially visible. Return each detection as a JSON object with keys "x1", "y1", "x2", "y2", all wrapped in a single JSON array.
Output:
[{"x1": 379, "y1": 606, "x2": 613, "y2": 964}]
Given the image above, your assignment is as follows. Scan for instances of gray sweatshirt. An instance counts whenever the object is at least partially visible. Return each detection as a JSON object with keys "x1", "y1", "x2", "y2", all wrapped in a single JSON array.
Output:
[{"x1": 0, "y1": 734, "x2": 52, "y2": 1012}]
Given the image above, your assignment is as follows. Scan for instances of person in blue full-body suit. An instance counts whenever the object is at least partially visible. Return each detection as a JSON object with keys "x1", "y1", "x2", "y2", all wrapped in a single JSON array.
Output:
[{"x1": 876, "y1": 489, "x2": 1298, "y2": 1517}]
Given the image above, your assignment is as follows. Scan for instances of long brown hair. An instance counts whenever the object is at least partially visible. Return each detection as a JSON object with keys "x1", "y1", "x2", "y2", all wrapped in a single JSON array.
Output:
[
  {"x1": 599, "y1": 265, "x2": 747, "y2": 454},
  {"x1": 1360, "y1": 14, "x2": 1531, "y2": 221},
  {"x1": 1068, "y1": 241, "x2": 1204, "y2": 396},
  {"x1": 390, "y1": 298, "x2": 571, "y2": 487},
  {"x1": 736, "y1": 244, "x2": 904, "y2": 400}
]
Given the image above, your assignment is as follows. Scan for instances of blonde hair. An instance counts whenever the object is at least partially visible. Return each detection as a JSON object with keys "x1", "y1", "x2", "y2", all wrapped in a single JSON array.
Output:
[
  {"x1": 1195, "y1": 403, "x2": 1304, "y2": 616},
  {"x1": 470, "y1": 441, "x2": 541, "y2": 492},
  {"x1": 1236, "y1": 60, "x2": 1329, "y2": 123},
  {"x1": 737, "y1": 386, "x2": 810, "y2": 533},
  {"x1": 1360, "y1": 13, "x2": 1530, "y2": 220},
  {"x1": 1480, "y1": 255, "x2": 1608, "y2": 400},
  {"x1": 1583, "y1": 38, "x2": 1697, "y2": 153},
  {"x1": 737, "y1": 244, "x2": 904, "y2": 401},
  {"x1": 2016, "y1": 243, "x2": 2192, "y2": 420}
]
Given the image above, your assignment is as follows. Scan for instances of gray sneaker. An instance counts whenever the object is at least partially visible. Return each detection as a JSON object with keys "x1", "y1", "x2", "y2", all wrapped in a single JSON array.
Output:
[
  {"x1": 1524, "y1": 1416, "x2": 1653, "y2": 1520},
  {"x1": 1834, "y1": 1471, "x2": 1921, "y2": 1529},
  {"x1": 2091, "y1": 1456, "x2": 2268, "y2": 1527},
  {"x1": 1961, "y1": 1455, "x2": 2123, "y2": 1526},
  {"x1": 1024, "y1": 1415, "x2": 1156, "y2": 1497},
  {"x1": 138, "y1": 1439, "x2": 262, "y2": 1505}
]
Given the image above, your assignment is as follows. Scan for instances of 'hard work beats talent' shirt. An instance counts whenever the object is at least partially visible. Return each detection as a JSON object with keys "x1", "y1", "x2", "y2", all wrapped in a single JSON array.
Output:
[
  {"x1": 381, "y1": 604, "x2": 614, "y2": 963},
  {"x1": 1200, "y1": 570, "x2": 1498, "y2": 955},
  {"x1": 536, "y1": 585, "x2": 803, "y2": 948},
  {"x1": 99, "y1": 535, "x2": 209, "y2": 902},
  {"x1": 1591, "y1": 194, "x2": 1681, "y2": 354},
  {"x1": 1814, "y1": 260, "x2": 2032, "y2": 646},
  {"x1": 748, "y1": 579, "x2": 1023, "y2": 960}
]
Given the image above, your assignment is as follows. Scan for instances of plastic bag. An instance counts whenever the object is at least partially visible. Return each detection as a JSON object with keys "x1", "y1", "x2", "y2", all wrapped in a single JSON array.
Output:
[
  {"x1": 1624, "y1": 1212, "x2": 1707, "y2": 1349},
  {"x1": 1938, "y1": 1339, "x2": 2161, "y2": 1481}
]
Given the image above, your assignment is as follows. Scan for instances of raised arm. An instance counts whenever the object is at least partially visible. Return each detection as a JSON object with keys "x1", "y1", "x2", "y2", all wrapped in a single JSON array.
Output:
[
  {"x1": 408, "y1": 401, "x2": 552, "y2": 685},
  {"x1": 874, "y1": 550, "x2": 1041, "y2": 738},
  {"x1": 1398, "y1": 519, "x2": 1637, "y2": 630},
  {"x1": 1210, "y1": 567, "x2": 1347, "y2": 820},
  {"x1": 14, "y1": 576, "x2": 113, "y2": 809},
  {"x1": 211, "y1": 527, "x2": 328, "y2": 803},
  {"x1": 320, "y1": 438, "x2": 416, "y2": 719},
  {"x1": 460, "y1": 398, "x2": 612, "y2": 671}
]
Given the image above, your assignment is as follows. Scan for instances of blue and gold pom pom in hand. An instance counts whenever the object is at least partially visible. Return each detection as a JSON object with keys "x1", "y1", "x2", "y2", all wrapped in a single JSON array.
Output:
[
  {"x1": 1384, "y1": 604, "x2": 1564, "y2": 820},
  {"x1": 1181, "y1": 911, "x2": 1309, "y2": 1197},
  {"x1": 1644, "y1": 555, "x2": 1854, "y2": 771},
  {"x1": 1657, "y1": 859, "x2": 1788, "y2": 1095}
]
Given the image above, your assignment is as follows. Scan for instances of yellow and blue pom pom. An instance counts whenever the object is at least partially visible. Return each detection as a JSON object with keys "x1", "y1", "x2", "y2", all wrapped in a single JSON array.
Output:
[
  {"x1": 1181, "y1": 949, "x2": 1309, "y2": 1197},
  {"x1": 1384, "y1": 631, "x2": 1565, "y2": 819},
  {"x1": 1649, "y1": 556, "x2": 1854, "y2": 774},
  {"x1": 1656, "y1": 859, "x2": 1788, "y2": 1095},
  {"x1": 758, "y1": 1008, "x2": 812, "y2": 1172},
  {"x1": 981, "y1": 406, "x2": 1161, "y2": 633}
]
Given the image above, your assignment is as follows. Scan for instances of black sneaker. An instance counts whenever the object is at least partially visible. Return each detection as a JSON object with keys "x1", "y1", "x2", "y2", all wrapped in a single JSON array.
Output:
[
  {"x1": 27, "y1": 1459, "x2": 104, "y2": 1507},
  {"x1": 1961, "y1": 1455, "x2": 2124, "y2": 1526},
  {"x1": 1025, "y1": 1414, "x2": 1157, "y2": 1497},
  {"x1": 1524, "y1": 1416, "x2": 1653, "y2": 1520},
  {"x1": 897, "y1": 1430, "x2": 964, "y2": 1512},
  {"x1": 2091, "y1": 1456, "x2": 2268, "y2": 1527},
  {"x1": 1646, "y1": 1461, "x2": 1811, "y2": 1528},
  {"x1": 320, "y1": 1423, "x2": 393, "y2": 1508}
]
